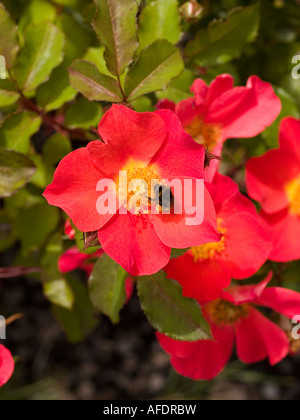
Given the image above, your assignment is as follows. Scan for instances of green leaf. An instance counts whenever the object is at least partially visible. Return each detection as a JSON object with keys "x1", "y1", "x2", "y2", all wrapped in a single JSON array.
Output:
[
  {"x1": 36, "y1": 63, "x2": 77, "y2": 112},
  {"x1": 12, "y1": 22, "x2": 65, "y2": 94},
  {"x1": 40, "y1": 233, "x2": 74, "y2": 309},
  {"x1": 0, "y1": 3, "x2": 19, "y2": 68},
  {"x1": 18, "y1": 0, "x2": 57, "y2": 37},
  {"x1": 44, "y1": 278, "x2": 74, "y2": 310},
  {"x1": 42, "y1": 132, "x2": 72, "y2": 166},
  {"x1": 69, "y1": 59, "x2": 123, "y2": 102},
  {"x1": 130, "y1": 96, "x2": 155, "y2": 112},
  {"x1": 84, "y1": 46, "x2": 113, "y2": 77},
  {"x1": 13, "y1": 202, "x2": 59, "y2": 252},
  {"x1": 52, "y1": 0, "x2": 87, "y2": 8},
  {"x1": 125, "y1": 40, "x2": 184, "y2": 101},
  {"x1": 65, "y1": 97, "x2": 102, "y2": 129},
  {"x1": 170, "y1": 248, "x2": 189, "y2": 259},
  {"x1": 138, "y1": 0, "x2": 181, "y2": 52},
  {"x1": 53, "y1": 278, "x2": 97, "y2": 343},
  {"x1": 156, "y1": 69, "x2": 194, "y2": 103},
  {"x1": 185, "y1": 3, "x2": 260, "y2": 66},
  {"x1": 0, "y1": 80, "x2": 20, "y2": 107},
  {"x1": 57, "y1": 13, "x2": 91, "y2": 63},
  {"x1": 0, "y1": 112, "x2": 42, "y2": 154},
  {"x1": 4, "y1": 186, "x2": 44, "y2": 219},
  {"x1": 0, "y1": 149, "x2": 36, "y2": 198},
  {"x1": 29, "y1": 154, "x2": 55, "y2": 189},
  {"x1": 137, "y1": 272, "x2": 211, "y2": 341},
  {"x1": 88, "y1": 254, "x2": 128, "y2": 324},
  {"x1": 92, "y1": 0, "x2": 138, "y2": 76}
]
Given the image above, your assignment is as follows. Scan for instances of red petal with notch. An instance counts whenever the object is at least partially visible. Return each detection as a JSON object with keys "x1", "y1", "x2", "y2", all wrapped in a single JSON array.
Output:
[{"x1": 165, "y1": 253, "x2": 231, "y2": 302}]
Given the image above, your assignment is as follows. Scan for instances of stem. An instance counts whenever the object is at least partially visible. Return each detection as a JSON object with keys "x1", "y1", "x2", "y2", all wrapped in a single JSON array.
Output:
[
  {"x1": 117, "y1": 74, "x2": 127, "y2": 102},
  {"x1": 6, "y1": 313, "x2": 24, "y2": 326},
  {"x1": 19, "y1": 94, "x2": 90, "y2": 141},
  {"x1": 8, "y1": 69, "x2": 102, "y2": 142}
]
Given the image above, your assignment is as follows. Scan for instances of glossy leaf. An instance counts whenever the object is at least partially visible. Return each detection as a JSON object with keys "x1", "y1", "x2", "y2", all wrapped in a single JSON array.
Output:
[
  {"x1": 29, "y1": 154, "x2": 55, "y2": 190},
  {"x1": 40, "y1": 233, "x2": 74, "y2": 310},
  {"x1": 83, "y1": 46, "x2": 112, "y2": 77},
  {"x1": 36, "y1": 63, "x2": 77, "y2": 112},
  {"x1": 0, "y1": 3, "x2": 19, "y2": 68},
  {"x1": 12, "y1": 22, "x2": 65, "y2": 94},
  {"x1": 57, "y1": 13, "x2": 91, "y2": 63},
  {"x1": 0, "y1": 149, "x2": 36, "y2": 198},
  {"x1": 0, "y1": 80, "x2": 20, "y2": 107},
  {"x1": 92, "y1": 0, "x2": 138, "y2": 76},
  {"x1": 69, "y1": 59, "x2": 123, "y2": 102},
  {"x1": 44, "y1": 278, "x2": 74, "y2": 310},
  {"x1": 65, "y1": 97, "x2": 102, "y2": 129},
  {"x1": 53, "y1": 278, "x2": 97, "y2": 343},
  {"x1": 0, "y1": 112, "x2": 42, "y2": 154},
  {"x1": 13, "y1": 203, "x2": 59, "y2": 252},
  {"x1": 156, "y1": 69, "x2": 194, "y2": 102},
  {"x1": 138, "y1": 0, "x2": 181, "y2": 52},
  {"x1": 42, "y1": 133, "x2": 72, "y2": 166},
  {"x1": 89, "y1": 254, "x2": 128, "y2": 324},
  {"x1": 125, "y1": 40, "x2": 184, "y2": 101},
  {"x1": 18, "y1": 0, "x2": 57, "y2": 37},
  {"x1": 137, "y1": 272, "x2": 211, "y2": 341}
]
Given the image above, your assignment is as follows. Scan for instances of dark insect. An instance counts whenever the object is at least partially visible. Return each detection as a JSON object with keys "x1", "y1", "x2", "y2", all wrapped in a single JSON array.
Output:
[{"x1": 148, "y1": 184, "x2": 175, "y2": 213}]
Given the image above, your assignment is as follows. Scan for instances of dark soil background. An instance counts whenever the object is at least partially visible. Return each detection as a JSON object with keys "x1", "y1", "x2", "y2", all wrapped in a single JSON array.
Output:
[{"x1": 0, "y1": 273, "x2": 300, "y2": 400}]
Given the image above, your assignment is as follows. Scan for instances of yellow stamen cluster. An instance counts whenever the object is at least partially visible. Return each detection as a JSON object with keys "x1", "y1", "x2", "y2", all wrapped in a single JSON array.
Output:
[
  {"x1": 286, "y1": 175, "x2": 300, "y2": 216},
  {"x1": 118, "y1": 164, "x2": 160, "y2": 214},
  {"x1": 190, "y1": 219, "x2": 227, "y2": 261},
  {"x1": 184, "y1": 118, "x2": 222, "y2": 152},
  {"x1": 206, "y1": 299, "x2": 249, "y2": 327}
]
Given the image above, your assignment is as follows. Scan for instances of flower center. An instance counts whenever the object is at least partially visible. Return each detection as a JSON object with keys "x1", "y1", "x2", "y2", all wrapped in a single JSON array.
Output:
[
  {"x1": 206, "y1": 299, "x2": 249, "y2": 326},
  {"x1": 184, "y1": 118, "x2": 222, "y2": 152},
  {"x1": 286, "y1": 175, "x2": 300, "y2": 216},
  {"x1": 190, "y1": 219, "x2": 226, "y2": 261},
  {"x1": 117, "y1": 164, "x2": 163, "y2": 214}
]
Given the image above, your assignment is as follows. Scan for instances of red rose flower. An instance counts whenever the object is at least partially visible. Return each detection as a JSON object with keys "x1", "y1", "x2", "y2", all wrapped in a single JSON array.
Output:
[
  {"x1": 157, "y1": 273, "x2": 300, "y2": 380},
  {"x1": 165, "y1": 173, "x2": 272, "y2": 301},
  {"x1": 246, "y1": 117, "x2": 300, "y2": 262},
  {"x1": 0, "y1": 345, "x2": 14, "y2": 387},
  {"x1": 44, "y1": 105, "x2": 220, "y2": 276},
  {"x1": 157, "y1": 75, "x2": 281, "y2": 180}
]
